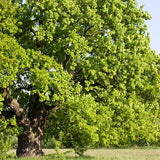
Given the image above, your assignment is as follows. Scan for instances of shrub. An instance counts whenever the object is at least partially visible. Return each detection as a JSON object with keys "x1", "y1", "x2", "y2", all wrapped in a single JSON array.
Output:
[{"x1": 0, "y1": 117, "x2": 19, "y2": 160}]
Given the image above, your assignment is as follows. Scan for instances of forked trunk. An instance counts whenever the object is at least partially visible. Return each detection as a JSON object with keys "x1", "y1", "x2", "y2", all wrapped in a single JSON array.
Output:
[
  {"x1": 2, "y1": 88, "x2": 52, "y2": 157},
  {"x1": 16, "y1": 95, "x2": 51, "y2": 157}
]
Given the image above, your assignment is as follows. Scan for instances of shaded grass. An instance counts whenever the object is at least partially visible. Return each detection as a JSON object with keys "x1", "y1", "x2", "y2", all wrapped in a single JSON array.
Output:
[{"x1": 7, "y1": 147, "x2": 160, "y2": 160}]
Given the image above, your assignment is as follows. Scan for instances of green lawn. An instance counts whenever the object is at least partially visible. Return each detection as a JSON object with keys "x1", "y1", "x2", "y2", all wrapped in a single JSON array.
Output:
[{"x1": 7, "y1": 148, "x2": 160, "y2": 160}]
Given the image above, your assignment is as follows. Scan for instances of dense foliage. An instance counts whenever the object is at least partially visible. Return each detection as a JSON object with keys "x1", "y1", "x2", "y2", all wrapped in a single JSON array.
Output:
[
  {"x1": 0, "y1": 0, "x2": 160, "y2": 157},
  {"x1": 0, "y1": 104, "x2": 19, "y2": 159}
]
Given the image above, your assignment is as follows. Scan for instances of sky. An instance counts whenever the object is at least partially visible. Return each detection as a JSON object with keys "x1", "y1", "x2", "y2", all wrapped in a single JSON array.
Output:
[{"x1": 138, "y1": 0, "x2": 160, "y2": 54}]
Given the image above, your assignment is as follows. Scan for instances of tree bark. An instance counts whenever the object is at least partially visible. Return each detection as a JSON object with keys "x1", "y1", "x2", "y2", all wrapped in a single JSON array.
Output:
[
  {"x1": 16, "y1": 94, "x2": 51, "y2": 157},
  {"x1": 2, "y1": 88, "x2": 51, "y2": 157},
  {"x1": 16, "y1": 125, "x2": 44, "y2": 157}
]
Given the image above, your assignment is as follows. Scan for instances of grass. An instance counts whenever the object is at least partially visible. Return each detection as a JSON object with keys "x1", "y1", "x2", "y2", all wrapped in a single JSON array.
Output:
[{"x1": 7, "y1": 147, "x2": 160, "y2": 160}]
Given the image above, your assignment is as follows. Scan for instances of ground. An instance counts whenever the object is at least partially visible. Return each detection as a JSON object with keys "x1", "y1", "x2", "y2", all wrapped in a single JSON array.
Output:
[{"x1": 7, "y1": 148, "x2": 160, "y2": 160}]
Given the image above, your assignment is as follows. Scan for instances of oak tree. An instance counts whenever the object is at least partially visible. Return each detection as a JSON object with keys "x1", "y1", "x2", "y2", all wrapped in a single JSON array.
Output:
[{"x1": 0, "y1": 0, "x2": 160, "y2": 157}]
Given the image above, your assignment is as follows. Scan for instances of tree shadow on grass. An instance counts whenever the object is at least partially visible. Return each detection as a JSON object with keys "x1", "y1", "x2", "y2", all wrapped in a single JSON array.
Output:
[
  {"x1": 65, "y1": 155, "x2": 95, "y2": 160},
  {"x1": 45, "y1": 154, "x2": 95, "y2": 160}
]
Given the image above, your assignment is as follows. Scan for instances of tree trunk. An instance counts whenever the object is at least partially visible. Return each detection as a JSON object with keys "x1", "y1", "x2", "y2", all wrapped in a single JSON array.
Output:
[
  {"x1": 2, "y1": 88, "x2": 52, "y2": 157},
  {"x1": 16, "y1": 126, "x2": 44, "y2": 157},
  {"x1": 16, "y1": 95, "x2": 51, "y2": 157}
]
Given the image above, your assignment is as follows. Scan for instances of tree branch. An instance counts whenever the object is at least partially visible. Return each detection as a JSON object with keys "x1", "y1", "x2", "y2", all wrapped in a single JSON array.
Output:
[
  {"x1": 84, "y1": 25, "x2": 93, "y2": 37},
  {"x1": 2, "y1": 88, "x2": 26, "y2": 117},
  {"x1": 87, "y1": 30, "x2": 105, "y2": 40}
]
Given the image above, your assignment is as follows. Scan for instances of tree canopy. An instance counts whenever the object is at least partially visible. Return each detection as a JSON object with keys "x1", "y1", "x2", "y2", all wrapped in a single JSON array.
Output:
[{"x1": 0, "y1": 0, "x2": 160, "y2": 157}]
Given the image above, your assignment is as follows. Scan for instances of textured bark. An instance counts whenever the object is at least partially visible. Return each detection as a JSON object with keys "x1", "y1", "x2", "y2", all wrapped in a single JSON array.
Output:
[
  {"x1": 2, "y1": 88, "x2": 51, "y2": 157},
  {"x1": 16, "y1": 125, "x2": 44, "y2": 157},
  {"x1": 16, "y1": 94, "x2": 51, "y2": 157}
]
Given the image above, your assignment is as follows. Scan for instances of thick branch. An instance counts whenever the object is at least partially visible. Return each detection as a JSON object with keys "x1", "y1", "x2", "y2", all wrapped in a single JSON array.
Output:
[{"x1": 2, "y1": 88, "x2": 26, "y2": 117}]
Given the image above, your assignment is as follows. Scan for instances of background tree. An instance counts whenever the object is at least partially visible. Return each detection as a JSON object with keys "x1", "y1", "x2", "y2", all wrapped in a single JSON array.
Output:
[{"x1": 0, "y1": 0, "x2": 160, "y2": 157}]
